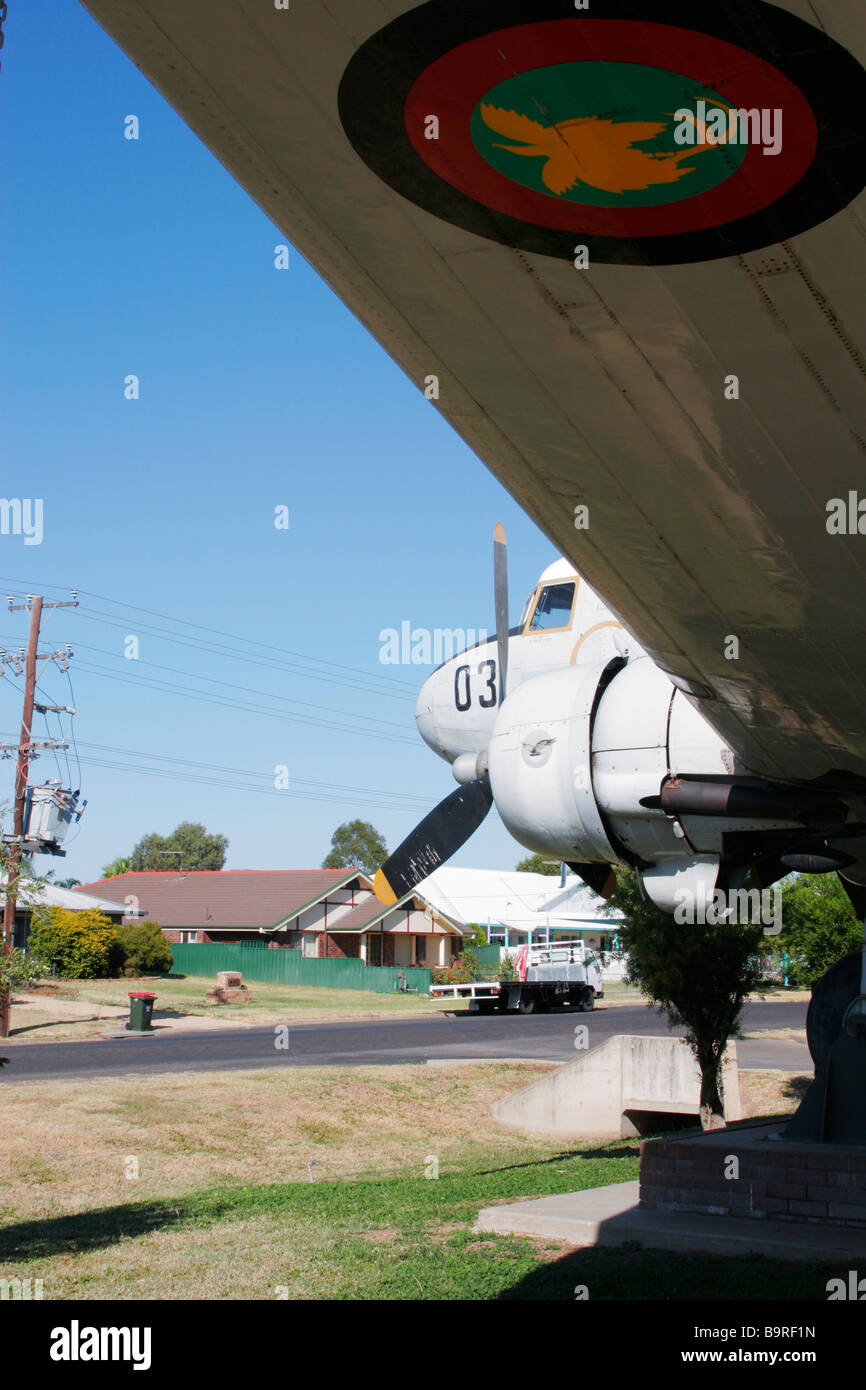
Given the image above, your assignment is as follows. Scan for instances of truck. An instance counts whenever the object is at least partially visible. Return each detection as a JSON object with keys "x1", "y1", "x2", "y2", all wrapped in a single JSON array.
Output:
[{"x1": 429, "y1": 940, "x2": 604, "y2": 1015}]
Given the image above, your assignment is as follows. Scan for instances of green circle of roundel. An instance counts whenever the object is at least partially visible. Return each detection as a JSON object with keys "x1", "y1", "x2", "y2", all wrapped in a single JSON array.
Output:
[{"x1": 470, "y1": 62, "x2": 747, "y2": 208}]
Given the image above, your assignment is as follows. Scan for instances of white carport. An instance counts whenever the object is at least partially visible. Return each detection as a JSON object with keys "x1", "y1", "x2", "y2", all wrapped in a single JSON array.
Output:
[{"x1": 419, "y1": 867, "x2": 627, "y2": 978}]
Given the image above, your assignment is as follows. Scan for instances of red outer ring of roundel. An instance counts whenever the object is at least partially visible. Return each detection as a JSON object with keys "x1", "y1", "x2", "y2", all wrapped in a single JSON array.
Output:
[{"x1": 404, "y1": 19, "x2": 817, "y2": 238}]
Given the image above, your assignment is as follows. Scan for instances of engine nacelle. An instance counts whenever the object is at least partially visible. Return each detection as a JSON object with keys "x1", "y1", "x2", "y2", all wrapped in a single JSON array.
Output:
[
  {"x1": 488, "y1": 659, "x2": 619, "y2": 864},
  {"x1": 489, "y1": 655, "x2": 804, "y2": 910}
]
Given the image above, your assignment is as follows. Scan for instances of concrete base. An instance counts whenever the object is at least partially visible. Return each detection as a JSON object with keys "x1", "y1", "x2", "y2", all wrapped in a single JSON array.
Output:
[
  {"x1": 476, "y1": 1180, "x2": 866, "y2": 1259},
  {"x1": 491, "y1": 1034, "x2": 740, "y2": 1138}
]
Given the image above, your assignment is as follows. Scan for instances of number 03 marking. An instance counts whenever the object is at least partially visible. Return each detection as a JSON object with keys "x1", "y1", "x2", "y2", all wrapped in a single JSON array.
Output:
[{"x1": 454, "y1": 659, "x2": 497, "y2": 711}]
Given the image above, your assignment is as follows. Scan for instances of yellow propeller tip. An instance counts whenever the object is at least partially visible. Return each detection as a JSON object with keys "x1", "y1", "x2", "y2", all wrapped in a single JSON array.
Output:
[
  {"x1": 374, "y1": 869, "x2": 397, "y2": 906},
  {"x1": 494, "y1": 522, "x2": 506, "y2": 544}
]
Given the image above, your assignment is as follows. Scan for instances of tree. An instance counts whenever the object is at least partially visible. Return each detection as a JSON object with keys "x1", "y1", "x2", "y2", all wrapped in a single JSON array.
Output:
[
  {"x1": 29, "y1": 907, "x2": 120, "y2": 979},
  {"x1": 53, "y1": 877, "x2": 81, "y2": 889},
  {"x1": 116, "y1": 920, "x2": 173, "y2": 976},
  {"x1": 465, "y1": 923, "x2": 489, "y2": 946},
  {"x1": 610, "y1": 868, "x2": 765, "y2": 1130},
  {"x1": 129, "y1": 822, "x2": 228, "y2": 873},
  {"x1": 515, "y1": 853, "x2": 561, "y2": 876},
  {"x1": 0, "y1": 948, "x2": 48, "y2": 993},
  {"x1": 774, "y1": 873, "x2": 863, "y2": 987},
  {"x1": 101, "y1": 857, "x2": 130, "y2": 879},
  {"x1": 0, "y1": 830, "x2": 49, "y2": 1036},
  {"x1": 322, "y1": 820, "x2": 387, "y2": 876}
]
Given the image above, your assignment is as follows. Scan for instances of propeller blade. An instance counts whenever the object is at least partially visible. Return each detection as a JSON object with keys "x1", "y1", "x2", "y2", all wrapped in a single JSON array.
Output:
[
  {"x1": 374, "y1": 773, "x2": 494, "y2": 905},
  {"x1": 566, "y1": 861, "x2": 618, "y2": 900},
  {"x1": 493, "y1": 522, "x2": 509, "y2": 705}
]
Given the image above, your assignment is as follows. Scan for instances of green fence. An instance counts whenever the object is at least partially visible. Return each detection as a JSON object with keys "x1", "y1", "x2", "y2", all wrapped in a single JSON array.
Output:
[
  {"x1": 169, "y1": 942, "x2": 431, "y2": 995},
  {"x1": 474, "y1": 943, "x2": 502, "y2": 971}
]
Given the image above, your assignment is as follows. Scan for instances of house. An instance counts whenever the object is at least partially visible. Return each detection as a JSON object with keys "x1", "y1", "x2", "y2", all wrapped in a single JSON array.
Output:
[
  {"x1": 75, "y1": 868, "x2": 468, "y2": 968},
  {"x1": 419, "y1": 866, "x2": 626, "y2": 971},
  {"x1": 6, "y1": 880, "x2": 127, "y2": 951}
]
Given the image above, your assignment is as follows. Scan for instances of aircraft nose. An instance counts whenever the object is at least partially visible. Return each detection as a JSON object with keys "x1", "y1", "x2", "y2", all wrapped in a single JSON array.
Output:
[{"x1": 415, "y1": 675, "x2": 440, "y2": 756}]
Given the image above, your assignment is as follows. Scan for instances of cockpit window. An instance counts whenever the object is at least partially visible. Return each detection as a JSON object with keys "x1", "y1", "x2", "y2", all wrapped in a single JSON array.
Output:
[{"x1": 527, "y1": 582, "x2": 575, "y2": 632}]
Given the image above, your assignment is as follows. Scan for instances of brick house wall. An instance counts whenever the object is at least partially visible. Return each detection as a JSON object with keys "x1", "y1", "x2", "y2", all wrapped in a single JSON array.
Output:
[
  {"x1": 315, "y1": 933, "x2": 361, "y2": 959},
  {"x1": 161, "y1": 928, "x2": 220, "y2": 945}
]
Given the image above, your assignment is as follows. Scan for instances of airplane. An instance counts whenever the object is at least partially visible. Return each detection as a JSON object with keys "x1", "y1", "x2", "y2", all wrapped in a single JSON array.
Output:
[
  {"x1": 375, "y1": 525, "x2": 866, "y2": 914},
  {"x1": 414, "y1": 548, "x2": 635, "y2": 775},
  {"x1": 73, "y1": 1, "x2": 866, "y2": 926}
]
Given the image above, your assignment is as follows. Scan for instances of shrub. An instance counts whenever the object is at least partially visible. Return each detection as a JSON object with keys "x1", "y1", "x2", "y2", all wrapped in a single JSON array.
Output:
[
  {"x1": 499, "y1": 953, "x2": 519, "y2": 982},
  {"x1": 115, "y1": 920, "x2": 173, "y2": 976},
  {"x1": 431, "y1": 956, "x2": 477, "y2": 986},
  {"x1": 456, "y1": 946, "x2": 481, "y2": 980},
  {"x1": 28, "y1": 907, "x2": 119, "y2": 978},
  {"x1": 0, "y1": 948, "x2": 49, "y2": 992}
]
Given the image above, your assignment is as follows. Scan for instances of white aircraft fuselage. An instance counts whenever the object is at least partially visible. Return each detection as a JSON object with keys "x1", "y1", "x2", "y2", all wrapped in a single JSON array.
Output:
[
  {"x1": 416, "y1": 559, "x2": 633, "y2": 768},
  {"x1": 413, "y1": 558, "x2": 866, "y2": 914}
]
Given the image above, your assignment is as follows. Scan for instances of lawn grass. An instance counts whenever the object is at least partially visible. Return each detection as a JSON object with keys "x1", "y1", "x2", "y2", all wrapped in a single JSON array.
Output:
[
  {"x1": 0, "y1": 1150, "x2": 836, "y2": 1302},
  {"x1": 0, "y1": 1063, "x2": 832, "y2": 1301},
  {"x1": 10, "y1": 975, "x2": 467, "y2": 1039}
]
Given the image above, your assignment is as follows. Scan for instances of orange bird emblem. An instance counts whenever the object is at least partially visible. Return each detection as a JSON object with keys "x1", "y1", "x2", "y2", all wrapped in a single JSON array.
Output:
[{"x1": 480, "y1": 104, "x2": 723, "y2": 197}]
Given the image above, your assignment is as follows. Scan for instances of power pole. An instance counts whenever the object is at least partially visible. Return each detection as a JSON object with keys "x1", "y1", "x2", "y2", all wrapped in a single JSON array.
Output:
[{"x1": 0, "y1": 592, "x2": 78, "y2": 1037}]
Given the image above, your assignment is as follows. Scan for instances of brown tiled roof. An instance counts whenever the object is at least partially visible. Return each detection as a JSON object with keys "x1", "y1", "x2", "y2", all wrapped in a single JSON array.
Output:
[
  {"x1": 74, "y1": 869, "x2": 362, "y2": 929},
  {"x1": 324, "y1": 895, "x2": 391, "y2": 932}
]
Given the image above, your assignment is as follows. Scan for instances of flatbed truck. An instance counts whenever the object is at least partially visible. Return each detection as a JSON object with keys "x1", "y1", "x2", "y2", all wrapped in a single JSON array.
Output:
[{"x1": 429, "y1": 941, "x2": 604, "y2": 1015}]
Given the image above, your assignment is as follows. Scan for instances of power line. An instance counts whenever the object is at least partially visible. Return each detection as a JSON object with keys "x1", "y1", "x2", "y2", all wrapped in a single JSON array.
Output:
[
  {"x1": 58, "y1": 737, "x2": 432, "y2": 805},
  {"x1": 74, "y1": 604, "x2": 414, "y2": 701},
  {"x1": 0, "y1": 584, "x2": 433, "y2": 827},
  {"x1": 0, "y1": 725, "x2": 434, "y2": 811},
  {"x1": 0, "y1": 578, "x2": 420, "y2": 697},
  {"x1": 64, "y1": 640, "x2": 414, "y2": 734},
  {"x1": 0, "y1": 636, "x2": 419, "y2": 748},
  {"x1": 65, "y1": 665, "x2": 83, "y2": 789},
  {"x1": 72, "y1": 660, "x2": 420, "y2": 747},
  {"x1": 75, "y1": 585, "x2": 420, "y2": 690},
  {"x1": 0, "y1": 631, "x2": 418, "y2": 750},
  {"x1": 55, "y1": 753, "x2": 431, "y2": 812}
]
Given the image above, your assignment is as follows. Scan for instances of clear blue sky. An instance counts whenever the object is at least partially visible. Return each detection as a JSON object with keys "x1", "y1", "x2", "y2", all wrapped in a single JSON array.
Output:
[{"x1": 0, "y1": 1, "x2": 559, "y2": 883}]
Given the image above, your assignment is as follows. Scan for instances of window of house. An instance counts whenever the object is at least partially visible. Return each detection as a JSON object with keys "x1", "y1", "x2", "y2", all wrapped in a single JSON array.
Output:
[
  {"x1": 367, "y1": 933, "x2": 382, "y2": 967},
  {"x1": 180, "y1": 931, "x2": 199, "y2": 944},
  {"x1": 527, "y1": 581, "x2": 575, "y2": 632}
]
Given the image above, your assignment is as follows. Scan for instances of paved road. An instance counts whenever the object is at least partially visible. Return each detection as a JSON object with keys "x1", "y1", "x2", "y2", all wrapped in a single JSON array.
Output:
[{"x1": 0, "y1": 999, "x2": 810, "y2": 1083}]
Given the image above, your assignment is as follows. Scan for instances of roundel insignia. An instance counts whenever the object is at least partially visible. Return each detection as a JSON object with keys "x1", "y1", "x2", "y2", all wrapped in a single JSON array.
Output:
[{"x1": 338, "y1": 0, "x2": 866, "y2": 265}]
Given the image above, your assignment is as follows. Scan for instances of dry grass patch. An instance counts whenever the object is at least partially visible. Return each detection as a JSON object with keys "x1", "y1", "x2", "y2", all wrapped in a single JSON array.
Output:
[
  {"x1": 16, "y1": 1213, "x2": 348, "y2": 1302},
  {"x1": 0, "y1": 1063, "x2": 557, "y2": 1225},
  {"x1": 360, "y1": 1227, "x2": 401, "y2": 1244},
  {"x1": 0, "y1": 1062, "x2": 821, "y2": 1302},
  {"x1": 738, "y1": 1069, "x2": 811, "y2": 1117},
  {"x1": 42, "y1": 984, "x2": 467, "y2": 1028},
  {"x1": 742, "y1": 1027, "x2": 808, "y2": 1044},
  {"x1": 5, "y1": 1013, "x2": 111, "y2": 1043}
]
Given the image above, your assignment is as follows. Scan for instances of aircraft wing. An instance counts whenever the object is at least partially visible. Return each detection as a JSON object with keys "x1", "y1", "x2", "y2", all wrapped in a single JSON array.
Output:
[{"x1": 77, "y1": 0, "x2": 866, "y2": 784}]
